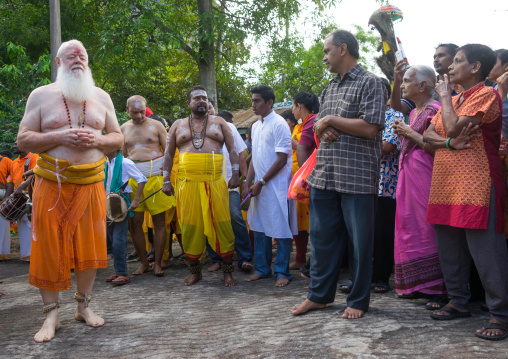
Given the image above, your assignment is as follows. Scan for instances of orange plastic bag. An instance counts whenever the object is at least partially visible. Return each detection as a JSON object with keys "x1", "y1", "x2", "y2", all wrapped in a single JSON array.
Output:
[{"x1": 287, "y1": 148, "x2": 317, "y2": 205}]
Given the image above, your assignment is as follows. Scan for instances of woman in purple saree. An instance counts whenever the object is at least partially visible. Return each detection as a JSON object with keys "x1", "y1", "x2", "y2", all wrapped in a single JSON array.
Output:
[{"x1": 392, "y1": 65, "x2": 447, "y2": 309}]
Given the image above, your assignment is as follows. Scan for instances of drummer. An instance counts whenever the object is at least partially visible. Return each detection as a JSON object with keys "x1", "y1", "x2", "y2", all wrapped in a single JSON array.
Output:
[
  {"x1": 104, "y1": 149, "x2": 147, "y2": 286},
  {"x1": 11, "y1": 142, "x2": 38, "y2": 262}
]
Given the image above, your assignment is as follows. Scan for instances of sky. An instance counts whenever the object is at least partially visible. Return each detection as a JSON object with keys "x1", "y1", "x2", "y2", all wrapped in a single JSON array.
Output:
[
  {"x1": 253, "y1": 0, "x2": 507, "y2": 79},
  {"x1": 319, "y1": 0, "x2": 506, "y2": 72}
]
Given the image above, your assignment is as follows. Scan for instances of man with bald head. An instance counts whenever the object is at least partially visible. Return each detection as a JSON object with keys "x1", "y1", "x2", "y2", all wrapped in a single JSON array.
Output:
[
  {"x1": 16, "y1": 39, "x2": 123, "y2": 342},
  {"x1": 121, "y1": 96, "x2": 174, "y2": 277}
]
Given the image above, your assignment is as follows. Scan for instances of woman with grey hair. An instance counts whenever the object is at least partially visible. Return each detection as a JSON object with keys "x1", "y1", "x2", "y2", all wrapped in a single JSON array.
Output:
[{"x1": 392, "y1": 65, "x2": 447, "y2": 309}]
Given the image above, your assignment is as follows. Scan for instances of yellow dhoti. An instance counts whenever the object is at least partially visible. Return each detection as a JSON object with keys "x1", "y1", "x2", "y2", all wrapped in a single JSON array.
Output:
[
  {"x1": 29, "y1": 154, "x2": 107, "y2": 291},
  {"x1": 176, "y1": 152, "x2": 234, "y2": 261},
  {"x1": 129, "y1": 176, "x2": 175, "y2": 215}
]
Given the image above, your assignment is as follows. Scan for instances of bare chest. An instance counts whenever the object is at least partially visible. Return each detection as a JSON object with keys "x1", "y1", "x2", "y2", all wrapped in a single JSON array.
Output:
[
  {"x1": 124, "y1": 124, "x2": 162, "y2": 149},
  {"x1": 175, "y1": 120, "x2": 224, "y2": 148},
  {"x1": 40, "y1": 97, "x2": 106, "y2": 131}
]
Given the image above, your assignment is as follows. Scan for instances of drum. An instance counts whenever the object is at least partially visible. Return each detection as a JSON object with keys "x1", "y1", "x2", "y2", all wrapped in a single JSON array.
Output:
[
  {"x1": 0, "y1": 189, "x2": 6, "y2": 201},
  {"x1": 106, "y1": 193, "x2": 128, "y2": 222},
  {"x1": 0, "y1": 193, "x2": 30, "y2": 221}
]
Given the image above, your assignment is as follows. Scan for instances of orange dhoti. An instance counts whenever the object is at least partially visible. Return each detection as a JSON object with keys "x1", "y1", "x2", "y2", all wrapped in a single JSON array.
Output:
[{"x1": 29, "y1": 154, "x2": 108, "y2": 291}]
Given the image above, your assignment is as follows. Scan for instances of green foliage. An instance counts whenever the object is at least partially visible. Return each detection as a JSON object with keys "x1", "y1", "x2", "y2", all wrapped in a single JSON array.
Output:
[
  {"x1": 0, "y1": 43, "x2": 50, "y2": 151},
  {"x1": 257, "y1": 22, "x2": 380, "y2": 102},
  {"x1": 0, "y1": 0, "x2": 383, "y2": 136}
]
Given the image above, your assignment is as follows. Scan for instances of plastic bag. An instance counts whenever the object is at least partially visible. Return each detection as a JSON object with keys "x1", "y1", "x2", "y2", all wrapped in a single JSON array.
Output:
[{"x1": 287, "y1": 148, "x2": 317, "y2": 205}]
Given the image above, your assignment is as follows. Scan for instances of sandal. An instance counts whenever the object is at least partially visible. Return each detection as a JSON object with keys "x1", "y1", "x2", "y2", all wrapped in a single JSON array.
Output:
[
  {"x1": 111, "y1": 276, "x2": 131, "y2": 286},
  {"x1": 126, "y1": 251, "x2": 139, "y2": 261},
  {"x1": 373, "y1": 281, "x2": 390, "y2": 293},
  {"x1": 426, "y1": 296, "x2": 447, "y2": 310},
  {"x1": 475, "y1": 322, "x2": 508, "y2": 341},
  {"x1": 430, "y1": 305, "x2": 471, "y2": 321},
  {"x1": 106, "y1": 274, "x2": 119, "y2": 283},
  {"x1": 339, "y1": 280, "x2": 352, "y2": 293}
]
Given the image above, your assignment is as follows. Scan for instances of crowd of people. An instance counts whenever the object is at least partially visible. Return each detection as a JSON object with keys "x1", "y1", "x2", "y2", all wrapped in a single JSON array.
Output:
[{"x1": 1, "y1": 27, "x2": 508, "y2": 344}]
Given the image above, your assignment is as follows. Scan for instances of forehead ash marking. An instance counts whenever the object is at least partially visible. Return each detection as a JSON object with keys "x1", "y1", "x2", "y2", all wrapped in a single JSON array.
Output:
[
  {"x1": 192, "y1": 90, "x2": 207, "y2": 98},
  {"x1": 133, "y1": 100, "x2": 143, "y2": 110},
  {"x1": 73, "y1": 48, "x2": 82, "y2": 54}
]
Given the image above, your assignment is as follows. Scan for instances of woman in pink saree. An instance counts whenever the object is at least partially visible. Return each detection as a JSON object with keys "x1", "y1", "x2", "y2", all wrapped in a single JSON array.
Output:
[{"x1": 392, "y1": 65, "x2": 447, "y2": 309}]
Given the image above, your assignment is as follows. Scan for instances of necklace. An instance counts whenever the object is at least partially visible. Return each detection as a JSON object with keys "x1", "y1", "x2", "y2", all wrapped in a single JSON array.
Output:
[
  {"x1": 413, "y1": 98, "x2": 434, "y2": 119},
  {"x1": 62, "y1": 95, "x2": 86, "y2": 128},
  {"x1": 189, "y1": 113, "x2": 208, "y2": 151}
]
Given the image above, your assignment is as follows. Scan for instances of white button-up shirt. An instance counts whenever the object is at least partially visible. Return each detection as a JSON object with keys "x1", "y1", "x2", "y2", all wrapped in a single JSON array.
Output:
[
  {"x1": 105, "y1": 156, "x2": 147, "y2": 195},
  {"x1": 247, "y1": 111, "x2": 298, "y2": 238},
  {"x1": 222, "y1": 122, "x2": 247, "y2": 193}
]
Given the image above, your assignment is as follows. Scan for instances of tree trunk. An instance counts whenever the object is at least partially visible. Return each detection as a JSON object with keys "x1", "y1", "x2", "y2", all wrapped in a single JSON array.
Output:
[
  {"x1": 49, "y1": 0, "x2": 61, "y2": 83},
  {"x1": 196, "y1": 0, "x2": 217, "y2": 108}
]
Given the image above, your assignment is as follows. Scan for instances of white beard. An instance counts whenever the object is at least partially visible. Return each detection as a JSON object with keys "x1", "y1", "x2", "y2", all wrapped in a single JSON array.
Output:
[{"x1": 55, "y1": 65, "x2": 95, "y2": 103}]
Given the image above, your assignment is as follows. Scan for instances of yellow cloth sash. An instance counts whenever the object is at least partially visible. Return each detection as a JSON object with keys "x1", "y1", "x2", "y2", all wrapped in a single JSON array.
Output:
[{"x1": 33, "y1": 152, "x2": 106, "y2": 185}]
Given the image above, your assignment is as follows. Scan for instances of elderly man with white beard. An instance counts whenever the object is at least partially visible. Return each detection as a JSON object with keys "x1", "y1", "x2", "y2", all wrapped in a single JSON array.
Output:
[{"x1": 16, "y1": 39, "x2": 123, "y2": 343}]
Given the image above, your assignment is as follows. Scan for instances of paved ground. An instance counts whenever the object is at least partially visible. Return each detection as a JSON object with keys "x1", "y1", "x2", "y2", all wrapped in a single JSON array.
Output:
[{"x1": 0, "y1": 240, "x2": 506, "y2": 359}]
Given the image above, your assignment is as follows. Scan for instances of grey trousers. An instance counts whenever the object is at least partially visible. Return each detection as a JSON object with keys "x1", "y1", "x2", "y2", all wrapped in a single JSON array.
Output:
[{"x1": 435, "y1": 186, "x2": 508, "y2": 323}]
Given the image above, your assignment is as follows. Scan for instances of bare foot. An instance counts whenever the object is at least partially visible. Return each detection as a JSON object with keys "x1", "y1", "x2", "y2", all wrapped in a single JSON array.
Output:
[
  {"x1": 207, "y1": 262, "x2": 221, "y2": 272},
  {"x1": 476, "y1": 318, "x2": 508, "y2": 338},
  {"x1": 223, "y1": 273, "x2": 236, "y2": 287},
  {"x1": 241, "y1": 262, "x2": 253, "y2": 273},
  {"x1": 275, "y1": 277, "x2": 290, "y2": 287},
  {"x1": 291, "y1": 299, "x2": 326, "y2": 315},
  {"x1": 0, "y1": 290, "x2": 5, "y2": 297},
  {"x1": 132, "y1": 263, "x2": 151, "y2": 276},
  {"x1": 152, "y1": 263, "x2": 164, "y2": 277},
  {"x1": 184, "y1": 273, "x2": 202, "y2": 286},
  {"x1": 245, "y1": 272, "x2": 264, "y2": 282},
  {"x1": 34, "y1": 311, "x2": 61, "y2": 342},
  {"x1": 289, "y1": 262, "x2": 305, "y2": 270},
  {"x1": 342, "y1": 307, "x2": 365, "y2": 319},
  {"x1": 75, "y1": 305, "x2": 105, "y2": 327}
]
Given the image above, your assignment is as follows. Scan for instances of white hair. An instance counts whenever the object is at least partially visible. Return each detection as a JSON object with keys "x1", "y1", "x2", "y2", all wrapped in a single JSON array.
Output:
[
  {"x1": 410, "y1": 65, "x2": 436, "y2": 95},
  {"x1": 56, "y1": 39, "x2": 86, "y2": 59}
]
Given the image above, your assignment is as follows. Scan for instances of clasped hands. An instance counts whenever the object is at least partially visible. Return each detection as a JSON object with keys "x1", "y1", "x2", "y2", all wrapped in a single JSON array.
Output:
[
  {"x1": 58, "y1": 128, "x2": 98, "y2": 148},
  {"x1": 313, "y1": 115, "x2": 341, "y2": 143}
]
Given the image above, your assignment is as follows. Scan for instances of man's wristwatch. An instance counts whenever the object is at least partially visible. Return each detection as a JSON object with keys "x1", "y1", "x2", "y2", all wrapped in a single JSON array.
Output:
[{"x1": 260, "y1": 178, "x2": 267, "y2": 186}]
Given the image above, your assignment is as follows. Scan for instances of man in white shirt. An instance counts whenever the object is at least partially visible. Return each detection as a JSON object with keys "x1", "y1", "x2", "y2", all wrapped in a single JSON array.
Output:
[
  {"x1": 206, "y1": 110, "x2": 253, "y2": 272},
  {"x1": 242, "y1": 85, "x2": 298, "y2": 287},
  {"x1": 104, "y1": 150, "x2": 147, "y2": 286}
]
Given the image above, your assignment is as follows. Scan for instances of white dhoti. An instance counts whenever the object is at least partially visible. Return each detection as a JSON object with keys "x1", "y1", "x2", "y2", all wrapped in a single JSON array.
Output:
[
  {"x1": 17, "y1": 214, "x2": 31, "y2": 261},
  {"x1": 0, "y1": 217, "x2": 10, "y2": 260}
]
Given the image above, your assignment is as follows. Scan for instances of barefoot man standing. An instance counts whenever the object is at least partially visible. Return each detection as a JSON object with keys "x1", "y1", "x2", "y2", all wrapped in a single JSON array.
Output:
[
  {"x1": 16, "y1": 39, "x2": 124, "y2": 342},
  {"x1": 121, "y1": 96, "x2": 175, "y2": 277},
  {"x1": 291, "y1": 30, "x2": 386, "y2": 319},
  {"x1": 162, "y1": 85, "x2": 240, "y2": 286}
]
